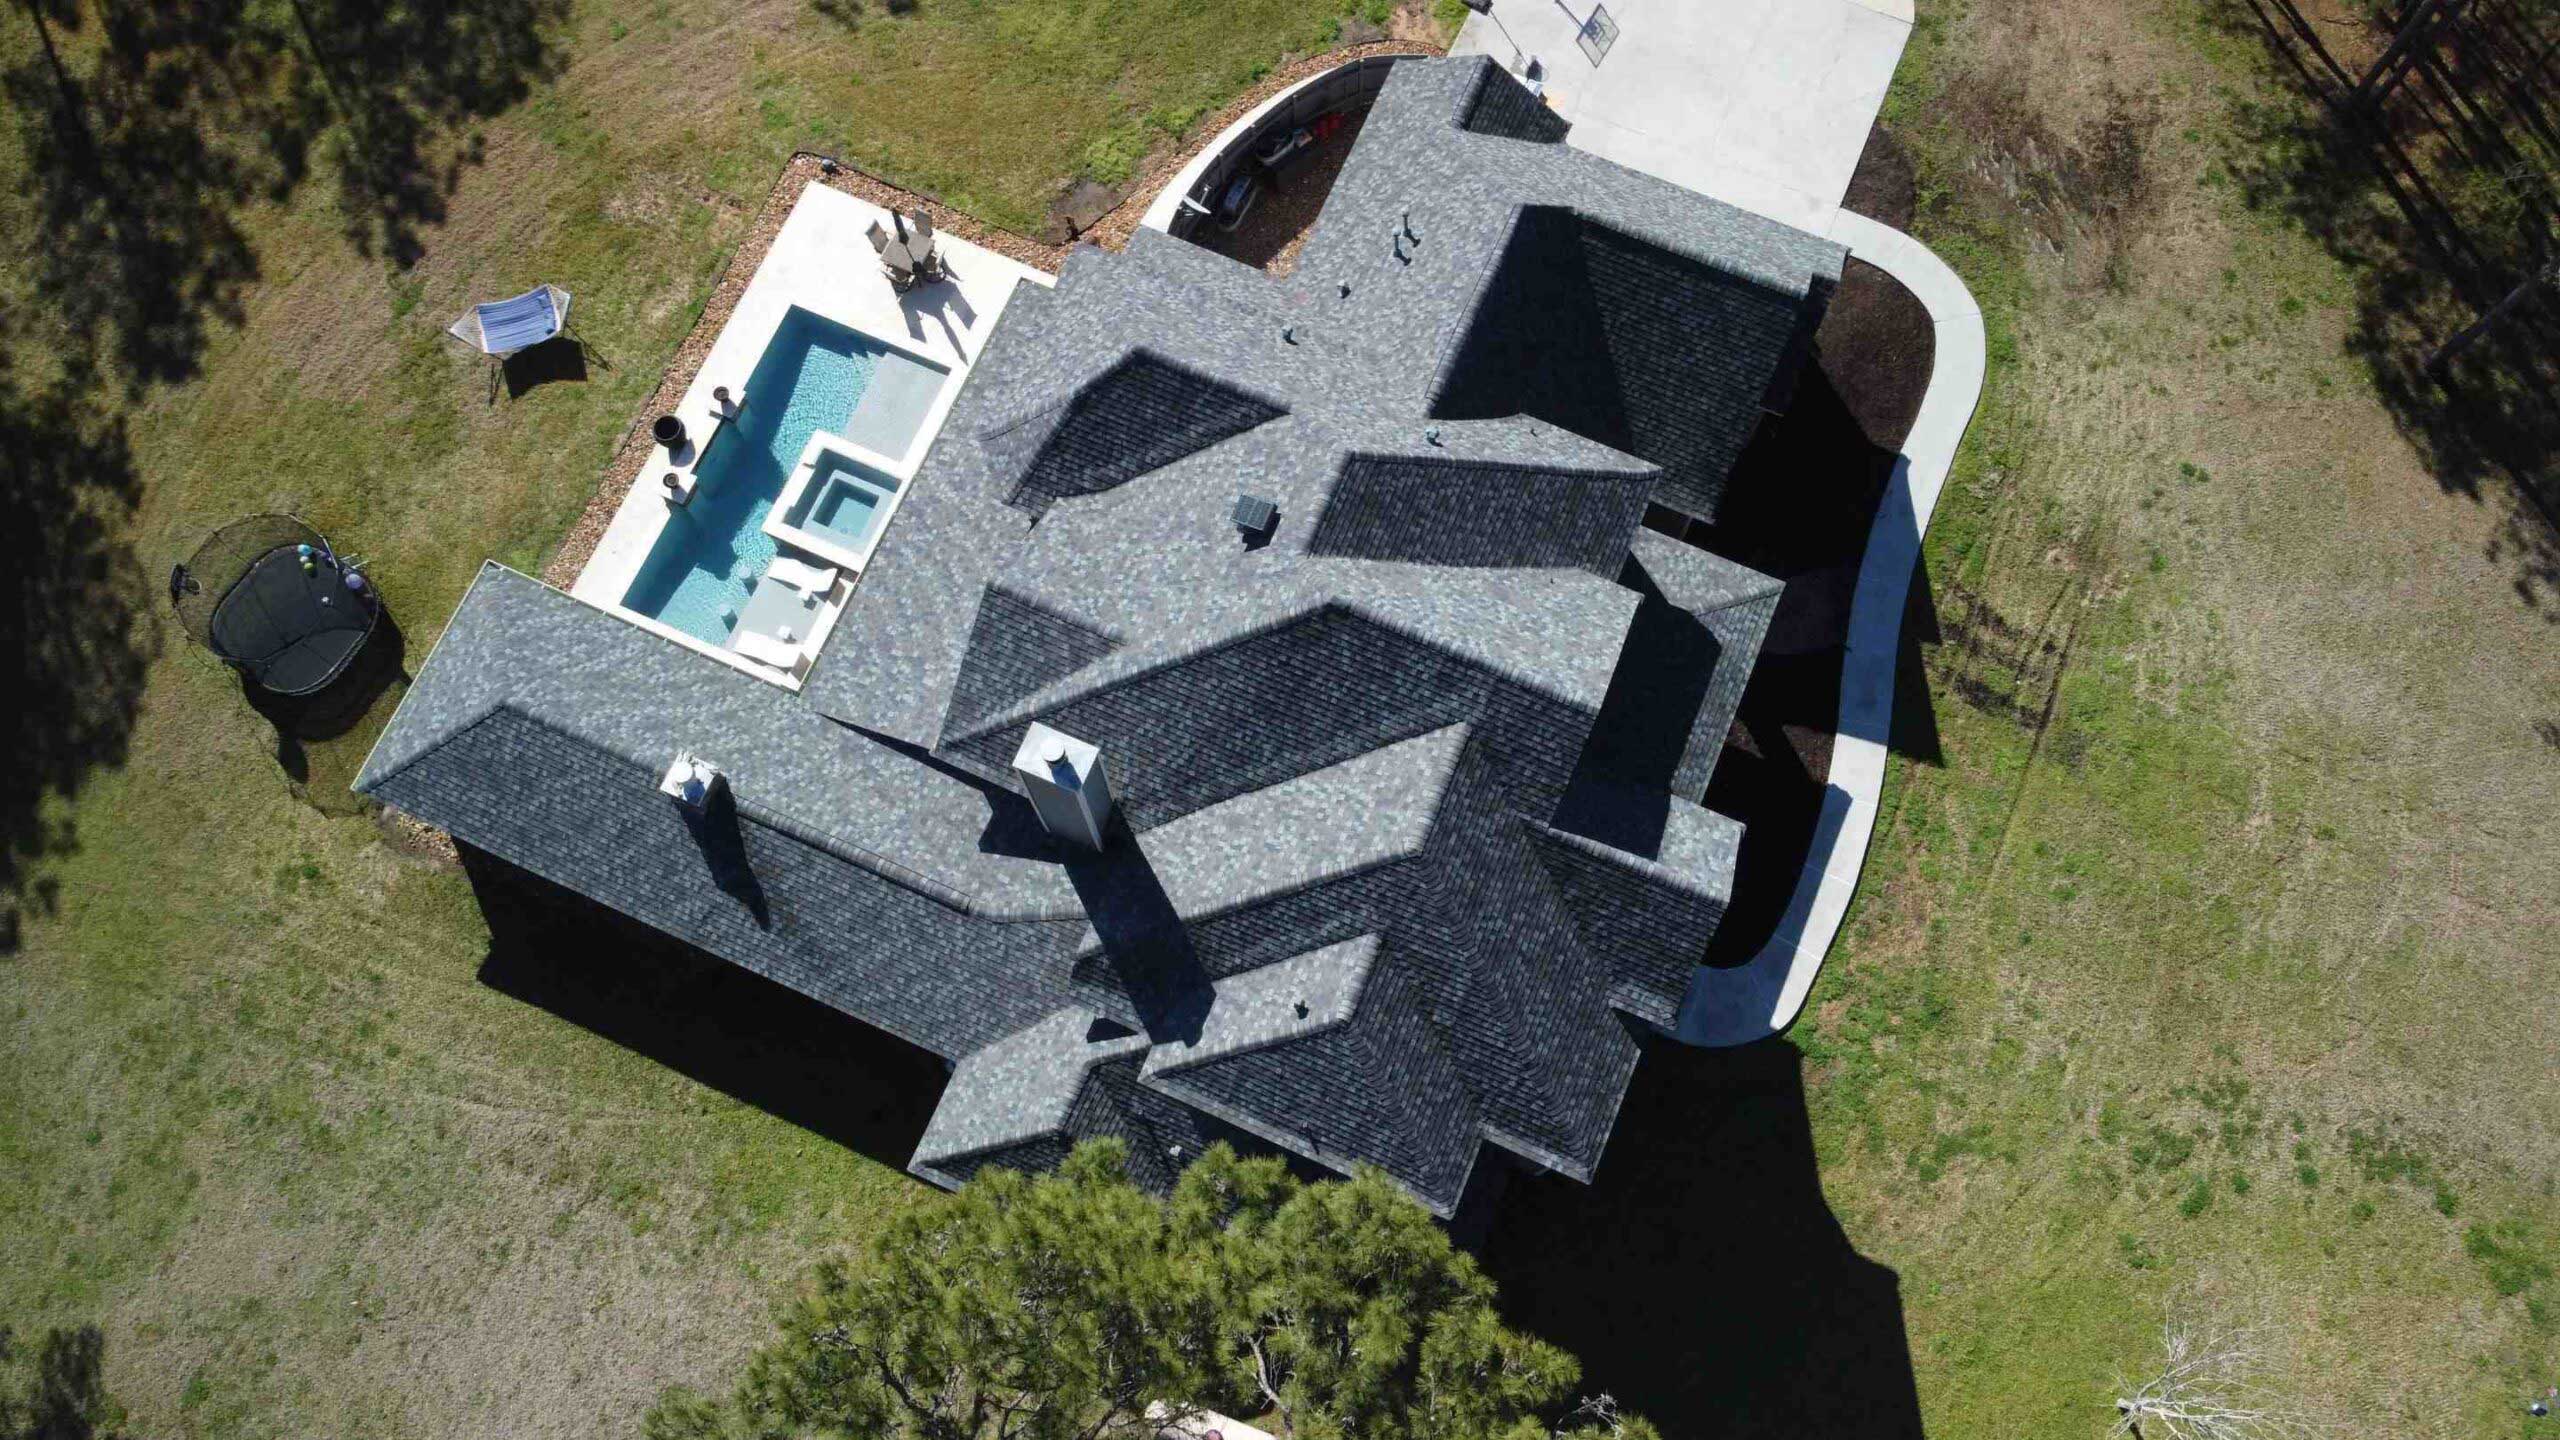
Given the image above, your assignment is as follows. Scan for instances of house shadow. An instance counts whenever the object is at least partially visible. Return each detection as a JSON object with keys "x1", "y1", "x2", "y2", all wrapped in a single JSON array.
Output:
[
  {"x1": 461, "y1": 844, "x2": 949, "y2": 1167},
  {"x1": 1478, "y1": 1038, "x2": 1924, "y2": 1439},
  {"x1": 1673, "y1": 286, "x2": 1947, "y2": 965}
]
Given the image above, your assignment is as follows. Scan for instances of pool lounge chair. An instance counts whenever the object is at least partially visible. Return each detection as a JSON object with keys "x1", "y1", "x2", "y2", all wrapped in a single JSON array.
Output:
[
  {"x1": 764, "y1": 554, "x2": 841, "y2": 595},
  {"x1": 730, "y1": 626, "x2": 810, "y2": 675}
]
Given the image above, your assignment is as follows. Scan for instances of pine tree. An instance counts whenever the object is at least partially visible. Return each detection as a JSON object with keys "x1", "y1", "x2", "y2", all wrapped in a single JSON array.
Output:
[{"x1": 649, "y1": 1140, "x2": 1652, "y2": 1440}]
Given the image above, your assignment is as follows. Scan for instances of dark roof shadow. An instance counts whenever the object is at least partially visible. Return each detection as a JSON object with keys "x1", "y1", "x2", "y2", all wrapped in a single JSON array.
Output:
[
  {"x1": 1477, "y1": 1038, "x2": 1923, "y2": 1439},
  {"x1": 462, "y1": 844, "x2": 948, "y2": 1168},
  {"x1": 1064, "y1": 830, "x2": 1215, "y2": 1046}
]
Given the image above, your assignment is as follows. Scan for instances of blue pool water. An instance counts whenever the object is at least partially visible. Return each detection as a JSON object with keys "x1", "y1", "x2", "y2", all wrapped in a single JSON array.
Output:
[
  {"x1": 787, "y1": 454, "x2": 903, "y2": 553},
  {"x1": 621, "y1": 308, "x2": 890, "y2": 646}
]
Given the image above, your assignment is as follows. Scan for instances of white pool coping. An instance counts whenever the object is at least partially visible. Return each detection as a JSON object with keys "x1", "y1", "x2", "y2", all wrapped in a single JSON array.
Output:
[
  {"x1": 764, "y1": 431, "x2": 912, "y2": 576},
  {"x1": 568, "y1": 183, "x2": 1054, "y2": 687}
]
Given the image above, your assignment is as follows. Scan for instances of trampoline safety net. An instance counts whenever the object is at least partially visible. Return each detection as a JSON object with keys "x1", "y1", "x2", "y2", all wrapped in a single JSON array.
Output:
[{"x1": 171, "y1": 514, "x2": 381, "y2": 697}]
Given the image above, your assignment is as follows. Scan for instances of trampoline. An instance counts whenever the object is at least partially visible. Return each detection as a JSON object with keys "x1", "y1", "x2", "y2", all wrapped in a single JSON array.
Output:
[{"x1": 170, "y1": 515, "x2": 382, "y2": 697}]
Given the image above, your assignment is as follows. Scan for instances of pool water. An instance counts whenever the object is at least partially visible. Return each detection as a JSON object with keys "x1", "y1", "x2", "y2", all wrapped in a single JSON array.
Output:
[
  {"x1": 790, "y1": 457, "x2": 902, "y2": 553},
  {"x1": 621, "y1": 308, "x2": 889, "y2": 646}
]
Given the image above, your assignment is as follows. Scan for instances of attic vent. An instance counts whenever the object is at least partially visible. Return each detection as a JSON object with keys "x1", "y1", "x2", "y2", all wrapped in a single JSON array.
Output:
[
  {"x1": 659, "y1": 752, "x2": 723, "y2": 812},
  {"x1": 1232, "y1": 493, "x2": 1279, "y2": 538}
]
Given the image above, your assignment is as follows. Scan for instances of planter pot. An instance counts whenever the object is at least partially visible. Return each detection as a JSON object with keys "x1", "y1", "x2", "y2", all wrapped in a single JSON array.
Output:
[{"x1": 652, "y1": 414, "x2": 687, "y2": 451}]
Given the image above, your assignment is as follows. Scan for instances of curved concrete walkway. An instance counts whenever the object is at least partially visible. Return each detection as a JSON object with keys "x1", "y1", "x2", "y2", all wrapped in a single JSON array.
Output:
[{"x1": 1676, "y1": 209, "x2": 1987, "y2": 1048}]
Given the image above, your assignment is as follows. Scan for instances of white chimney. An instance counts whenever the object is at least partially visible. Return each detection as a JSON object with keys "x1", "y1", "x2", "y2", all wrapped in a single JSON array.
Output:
[
  {"x1": 1011, "y1": 722, "x2": 1114, "y2": 851},
  {"x1": 659, "y1": 751, "x2": 724, "y2": 812}
]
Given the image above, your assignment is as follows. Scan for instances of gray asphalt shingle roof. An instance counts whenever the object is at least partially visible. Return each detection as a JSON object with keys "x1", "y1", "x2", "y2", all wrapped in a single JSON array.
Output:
[{"x1": 360, "y1": 57, "x2": 1838, "y2": 1216}]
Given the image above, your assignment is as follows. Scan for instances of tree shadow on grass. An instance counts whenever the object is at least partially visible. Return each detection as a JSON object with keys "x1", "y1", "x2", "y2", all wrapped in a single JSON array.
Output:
[
  {"x1": 0, "y1": 0, "x2": 565, "y2": 939},
  {"x1": 0, "y1": 1321, "x2": 121, "y2": 1438},
  {"x1": 2215, "y1": 0, "x2": 2560, "y2": 617},
  {"x1": 0, "y1": 358, "x2": 149, "y2": 955},
  {"x1": 279, "y1": 0, "x2": 569, "y2": 266},
  {"x1": 2, "y1": 0, "x2": 567, "y2": 394},
  {"x1": 462, "y1": 845, "x2": 950, "y2": 1168},
  {"x1": 1479, "y1": 1038, "x2": 1922, "y2": 1439}
]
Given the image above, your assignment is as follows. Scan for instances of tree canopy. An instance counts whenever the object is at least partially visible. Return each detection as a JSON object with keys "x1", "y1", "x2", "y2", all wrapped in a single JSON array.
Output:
[{"x1": 646, "y1": 1141, "x2": 1653, "y2": 1440}]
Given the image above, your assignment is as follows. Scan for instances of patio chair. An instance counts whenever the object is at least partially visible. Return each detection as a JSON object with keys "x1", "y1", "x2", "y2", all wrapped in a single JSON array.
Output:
[
  {"x1": 865, "y1": 219, "x2": 892, "y2": 255},
  {"x1": 880, "y1": 238, "x2": 920, "y2": 292},
  {"x1": 908, "y1": 209, "x2": 944, "y2": 281}
]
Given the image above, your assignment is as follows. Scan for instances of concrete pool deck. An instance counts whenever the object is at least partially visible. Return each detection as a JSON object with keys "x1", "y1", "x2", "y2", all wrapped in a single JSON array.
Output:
[{"x1": 569, "y1": 184, "x2": 1052, "y2": 680}]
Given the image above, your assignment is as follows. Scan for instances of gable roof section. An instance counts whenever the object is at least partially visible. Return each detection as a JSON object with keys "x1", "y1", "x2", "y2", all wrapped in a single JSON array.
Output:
[
  {"x1": 1532, "y1": 800, "x2": 1744, "y2": 1029},
  {"x1": 1459, "y1": 57, "x2": 1572, "y2": 142},
  {"x1": 942, "y1": 585, "x2": 1123, "y2": 735},
  {"x1": 1305, "y1": 452, "x2": 1656, "y2": 576},
  {"x1": 912, "y1": 1007, "x2": 1150, "y2": 1175},
  {"x1": 1289, "y1": 57, "x2": 1846, "y2": 521},
  {"x1": 1621, "y1": 528, "x2": 1785, "y2": 796},
  {"x1": 1140, "y1": 934, "x2": 1378, "y2": 1077},
  {"x1": 1426, "y1": 206, "x2": 1806, "y2": 523},
  {"x1": 984, "y1": 350, "x2": 1289, "y2": 518},
  {"x1": 368, "y1": 703, "x2": 1080, "y2": 1060}
]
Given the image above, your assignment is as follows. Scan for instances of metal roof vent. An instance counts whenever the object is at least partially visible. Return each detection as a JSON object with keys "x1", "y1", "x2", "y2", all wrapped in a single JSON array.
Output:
[
  {"x1": 1233, "y1": 492, "x2": 1279, "y2": 542},
  {"x1": 1012, "y1": 722, "x2": 1115, "y2": 851},
  {"x1": 659, "y1": 752, "x2": 724, "y2": 812}
]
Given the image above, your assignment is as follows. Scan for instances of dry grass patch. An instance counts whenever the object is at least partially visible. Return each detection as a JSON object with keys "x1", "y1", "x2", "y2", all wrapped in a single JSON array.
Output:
[{"x1": 1798, "y1": 0, "x2": 2560, "y2": 1433}]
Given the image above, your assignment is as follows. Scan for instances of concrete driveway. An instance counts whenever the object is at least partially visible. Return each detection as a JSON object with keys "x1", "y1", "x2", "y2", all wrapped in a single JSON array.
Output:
[{"x1": 1452, "y1": 0, "x2": 1913, "y2": 232}]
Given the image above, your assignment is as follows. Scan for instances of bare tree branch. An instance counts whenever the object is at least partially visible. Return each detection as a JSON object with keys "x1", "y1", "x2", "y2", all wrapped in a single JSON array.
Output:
[{"x1": 2111, "y1": 1310, "x2": 2320, "y2": 1440}]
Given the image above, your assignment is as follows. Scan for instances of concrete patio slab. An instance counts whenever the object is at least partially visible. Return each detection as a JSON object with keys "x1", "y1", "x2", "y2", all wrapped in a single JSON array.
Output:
[{"x1": 1453, "y1": 0, "x2": 1913, "y2": 232}]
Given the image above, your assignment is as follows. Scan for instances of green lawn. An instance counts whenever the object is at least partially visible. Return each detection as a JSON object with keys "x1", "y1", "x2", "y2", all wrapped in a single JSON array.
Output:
[
  {"x1": 7, "y1": 0, "x2": 2558, "y2": 1436},
  {"x1": 0, "y1": 1, "x2": 1373, "y2": 1434},
  {"x1": 1770, "y1": 0, "x2": 2560, "y2": 1433}
]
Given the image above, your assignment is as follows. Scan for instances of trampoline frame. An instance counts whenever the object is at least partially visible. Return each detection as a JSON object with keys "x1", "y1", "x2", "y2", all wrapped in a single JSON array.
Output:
[{"x1": 171, "y1": 514, "x2": 382, "y2": 697}]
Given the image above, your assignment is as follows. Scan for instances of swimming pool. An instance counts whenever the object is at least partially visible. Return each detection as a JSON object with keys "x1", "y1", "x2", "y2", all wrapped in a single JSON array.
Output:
[{"x1": 620, "y1": 309, "x2": 914, "y2": 647}]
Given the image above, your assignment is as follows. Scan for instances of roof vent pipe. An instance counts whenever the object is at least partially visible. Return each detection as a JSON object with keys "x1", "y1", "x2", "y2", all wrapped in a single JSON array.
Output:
[
  {"x1": 1012, "y1": 722, "x2": 1115, "y2": 851},
  {"x1": 659, "y1": 752, "x2": 724, "y2": 812}
]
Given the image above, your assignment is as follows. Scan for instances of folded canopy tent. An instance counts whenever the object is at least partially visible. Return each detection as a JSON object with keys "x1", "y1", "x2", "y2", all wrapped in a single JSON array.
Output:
[{"x1": 446, "y1": 284, "x2": 572, "y2": 358}]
